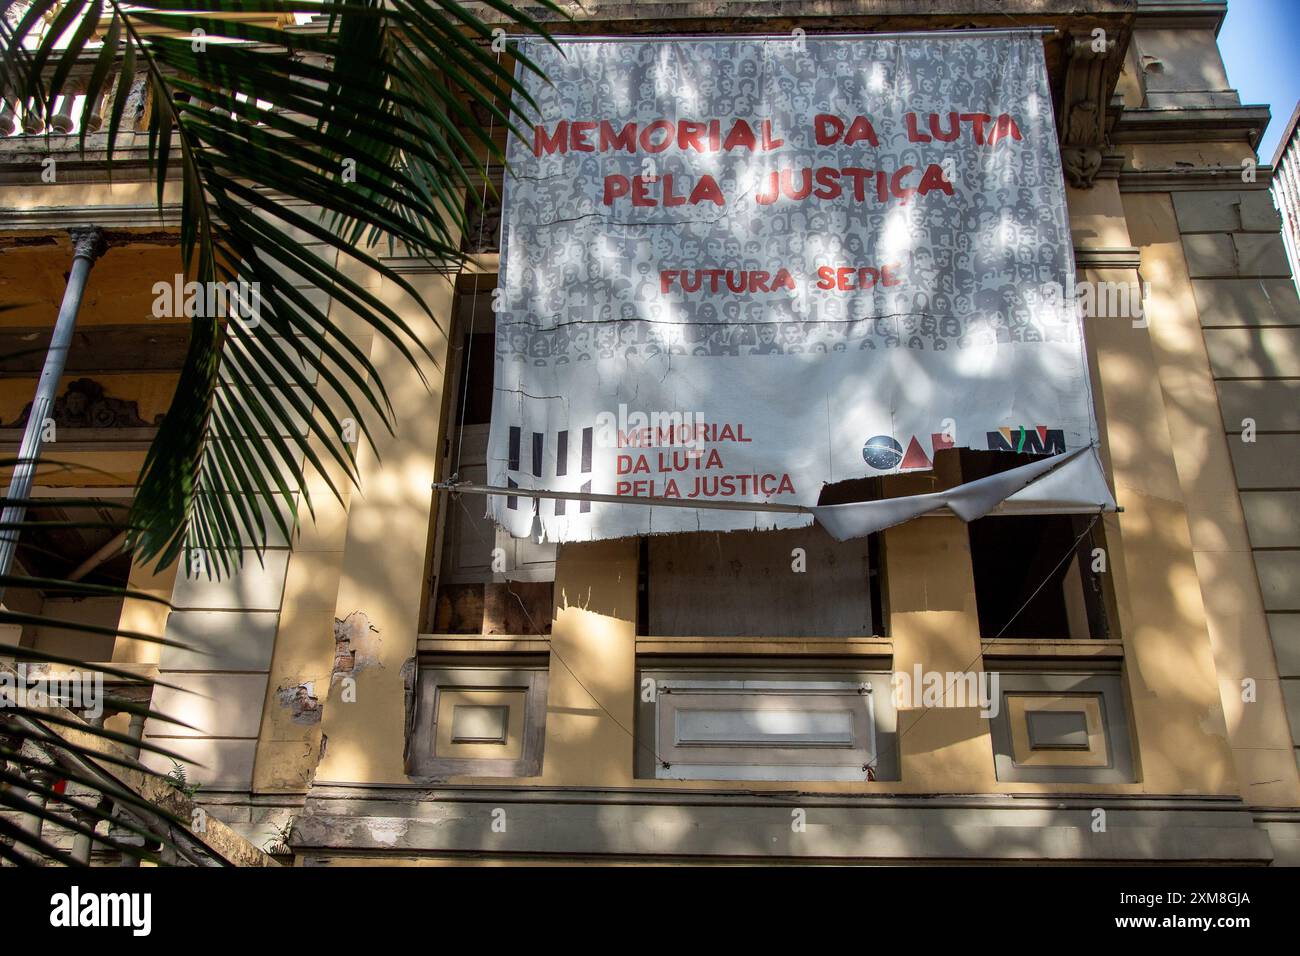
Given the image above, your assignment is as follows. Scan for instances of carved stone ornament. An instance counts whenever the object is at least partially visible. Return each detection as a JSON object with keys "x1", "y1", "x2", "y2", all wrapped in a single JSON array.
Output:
[
  {"x1": 1059, "y1": 33, "x2": 1118, "y2": 189},
  {"x1": 68, "y1": 227, "x2": 107, "y2": 262},
  {"x1": 2, "y1": 377, "x2": 158, "y2": 429},
  {"x1": 1062, "y1": 146, "x2": 1104, "y2": 190}
]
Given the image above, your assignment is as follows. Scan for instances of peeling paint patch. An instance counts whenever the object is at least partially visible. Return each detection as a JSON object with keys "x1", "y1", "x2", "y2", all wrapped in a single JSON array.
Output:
[
  {"x1": 332, "y1": 610, "x2": 383, "y2": 685},
  {"x1": 276, "y1": 681, "x2": 322, "y2": 725}
]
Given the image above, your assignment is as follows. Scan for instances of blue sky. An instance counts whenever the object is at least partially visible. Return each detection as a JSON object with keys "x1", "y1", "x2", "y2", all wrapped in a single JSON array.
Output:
[{"x1": 1218, "y1": 0, "x2": 1300, "y2": 162}]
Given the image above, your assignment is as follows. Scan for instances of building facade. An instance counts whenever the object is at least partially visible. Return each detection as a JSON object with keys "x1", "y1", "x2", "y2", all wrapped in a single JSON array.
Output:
[
  {"x1": 1274, "y1": 101, "x2": 1300, "y2": 294},
  {"x1": 3, "y1": 0, "x2": 1300, "y2": 864}
]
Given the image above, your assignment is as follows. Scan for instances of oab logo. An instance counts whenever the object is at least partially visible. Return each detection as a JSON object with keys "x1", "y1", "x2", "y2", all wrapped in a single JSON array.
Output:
[
  {"x1": 862, "y1": 435, "x2": 903, "y2": 470},
  {"x1": 49, "y1": 886, "x2": 151, "y2": 936}
]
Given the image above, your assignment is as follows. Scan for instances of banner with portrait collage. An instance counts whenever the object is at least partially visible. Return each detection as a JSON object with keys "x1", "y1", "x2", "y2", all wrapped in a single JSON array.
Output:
[{"x1": 488, "y1": 33, "x2": 1115, "y2": 542}]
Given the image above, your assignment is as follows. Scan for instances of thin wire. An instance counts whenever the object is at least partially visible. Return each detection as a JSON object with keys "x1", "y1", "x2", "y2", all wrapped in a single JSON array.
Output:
[
  {"x1": 991, "y1": 512, "x2": 1101, "y2": 640},
  {"x1": 898, "y1": 510, "x2": 1103, "y2": 743},
  {"x1": 453, "y1": 52, "x2": 500, "y2": 481},
  {"x1": 450, "y1": 493, "x2": 671, "y2": 771},
  {"x1": 507, "y1": 584, "x2": 672, "y2": 772}
]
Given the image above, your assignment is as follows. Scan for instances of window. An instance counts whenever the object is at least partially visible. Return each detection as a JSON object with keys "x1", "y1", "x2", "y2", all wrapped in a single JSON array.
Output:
[
  {"x1": 425, "y1": 292, "x2": 556, "y2": 635},
  {"x1": 968, "y1": 514, "x2": 1110, "y2": 640},
  {"x1": 636, "y1": 663, "x2": 898, "y2": 781},
  {"x1": 638, "y1": 525, "x2": 885, "y2": 637},
  {"x1": 958, "y1": 448, "x2": 1114, "y2": 640}
]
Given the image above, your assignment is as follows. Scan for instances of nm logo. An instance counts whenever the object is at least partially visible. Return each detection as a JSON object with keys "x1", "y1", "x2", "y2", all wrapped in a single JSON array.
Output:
[{"x1": 986, "y1": 425, "x2": 1065, "y2": 455}]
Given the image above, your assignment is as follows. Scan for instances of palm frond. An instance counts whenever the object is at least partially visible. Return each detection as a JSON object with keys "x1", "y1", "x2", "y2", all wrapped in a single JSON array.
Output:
[{"x1": 0, "y1": 0, "x2": 560, "y2": 864}]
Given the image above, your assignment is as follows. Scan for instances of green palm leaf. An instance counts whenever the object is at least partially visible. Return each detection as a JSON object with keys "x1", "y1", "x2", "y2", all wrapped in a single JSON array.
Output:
[{"x1": 0, "y1": 0, "x2": 560, "y2": 864}]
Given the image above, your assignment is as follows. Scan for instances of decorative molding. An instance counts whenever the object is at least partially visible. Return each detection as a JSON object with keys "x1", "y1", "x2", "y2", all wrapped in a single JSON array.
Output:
[
  {"x1": 0, "y1": 139, "x2": 164, "y2": 187},
  {"x1": 462, "y1": 191, "x2": 503, "y2": 255},
  {"x1": 1132, "y1": 1, "x2": 1228, "y2": 33},
  {"x1": 1063, "y1": 148, "x2": 1104, "y2": 189},
  {"x1": 636, "y1": 666, "x2": 900, "y2": 782},
  {"x1": 635, "y1": 635, "x2": 893, "y2": 657},
  {"x1": 0, "y1": 427, "x2": 158, "y2": 452},
  {"x1": 0, "y1": 194, "x2": 310, "y2": 234},
  {"x1": 1092, "y1": 151, "x2": 1127, "y2": 181},
  {"x1": 1, "y1": 377, "x2": 160, "y2": 430},
  {"x1": 1113, "y1": 105, "x2": 1270, "y2": 148},
  {"x1": 981, "y1": 638, "x2": 1126, "y2": 658},
  {"x1": 406, "y1": 662, "x2": 548, "y2": 779},
  {"x1": 0, "y1": 203, "x2": 181, "y2": 232},
  {"x1": 1118, "y1": 164, "x2": 1275, "y2": 192},
  {"x1": 988, "y1": 671, "x2": 1136, "y2": 784},
  {"x1": 651, "y1": 679, "x2": 878, "y2": 781},
  {"x1": 467, "y1": 1, "x2": 1138, "y2": 31},
  {"x1": 1074, "y1": 246, "x2": 1142, "y2": 270},
  {"x1": 291, "y1": 785, "x2": 1274, "y2": 862},
  {"x1": 417, "y1": 635, "x2": 551, "y2": 655},
  {"x1": 299, "y1": 782, "x2": 1254, "y2": 806},
  {"x1": 379, "y1": 256, "x2": 460, "y2": 276},
  {"x1": 1057, "y1": 31, "x2": 1123, "y2": 189},
  {"x1": 69, "y1": 226, "x2": 107, "y2": 261}
]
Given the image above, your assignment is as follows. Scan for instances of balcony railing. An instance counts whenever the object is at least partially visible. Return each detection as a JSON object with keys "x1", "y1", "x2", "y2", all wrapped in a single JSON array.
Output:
[{"x1": 0, "y1": 65, "x2": 153, "y2": 139}]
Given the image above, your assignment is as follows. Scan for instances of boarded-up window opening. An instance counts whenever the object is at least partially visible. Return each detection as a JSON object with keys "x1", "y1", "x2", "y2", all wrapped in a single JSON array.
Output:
[
  {"x1": 638, "y1": 525, "x2": 884, "y2": 638},
  {"x1": 428, "y1": 298, "x2": 556, "y2": 635}
]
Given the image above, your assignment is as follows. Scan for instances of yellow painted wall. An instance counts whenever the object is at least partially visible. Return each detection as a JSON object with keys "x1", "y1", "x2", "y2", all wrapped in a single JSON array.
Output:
[
  {"x1": 4, "y1": 25, "x2": 1291, "y2": 822},
  {"x1": 293, "y1": 169, "x2": 1280, "y2": 806},
  {"x1": 264, "y1": 251, "x2": 456, "y2": 791},
  {"x1": 1123, "y1": 190, "x2": 1300, "y2": 806}
]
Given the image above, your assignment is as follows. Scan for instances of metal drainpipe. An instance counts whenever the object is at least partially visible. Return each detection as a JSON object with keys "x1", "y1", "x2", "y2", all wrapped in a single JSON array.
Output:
[{"x1": 0, "y1": 227, "x2": 107, "y2": 603}]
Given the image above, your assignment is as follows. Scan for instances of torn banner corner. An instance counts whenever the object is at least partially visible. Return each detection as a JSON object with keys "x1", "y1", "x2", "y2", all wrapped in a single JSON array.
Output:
[{"x1": 810, "y1": 445, "x2": 1117, "y2": 542}]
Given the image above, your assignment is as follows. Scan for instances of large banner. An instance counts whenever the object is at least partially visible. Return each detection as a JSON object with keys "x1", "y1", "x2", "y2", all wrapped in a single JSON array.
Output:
[{"x1": 489, "y1": 34, "x2": 1099, "y2": 541}]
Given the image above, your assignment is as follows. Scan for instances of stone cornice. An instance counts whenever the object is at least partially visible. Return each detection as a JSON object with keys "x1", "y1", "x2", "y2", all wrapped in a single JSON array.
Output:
[
  {"x1": 0, "y1": 135, "x2": 164, "y2": 187},
  {"x1": 0, "y1": 203, "x2": 180, "y2": 234},
  {"x1": 465, "y1": 0, "x2": 1137, "y2": 29},
  {"x1": 1118, "y1": 164, "x2": 1275, "y2": 192},
  {"x1": 302, "y1": 780, "x2": 1254, "y2": 809},
  {"x1": 1132, "y1": 0, "x2": 1227, "y2": 34},
  {"x1": 1113, "y1": 105, "x2": 1271, "y2": 148},
  {"x1": 291, "y1": 781, "x2": 1271, "y2": 862}
]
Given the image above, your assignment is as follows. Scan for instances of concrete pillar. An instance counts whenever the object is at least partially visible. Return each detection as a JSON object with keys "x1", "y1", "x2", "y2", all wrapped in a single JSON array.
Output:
[
  {"x1": 11, "y1": 768, "x2": 54, "y2": 863},
  {"x1": 540, "y1": 539, "x2": 640, "y2": 786},
  {"x1": 883, "y1": 454, "x2": 998, "y2": 792},
  {"x1": 70, "y1": 805, "x2": 101, "y2": 865},
  {"x1": 0, "y1": 227, "x2": 107, "y2": 600}
]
